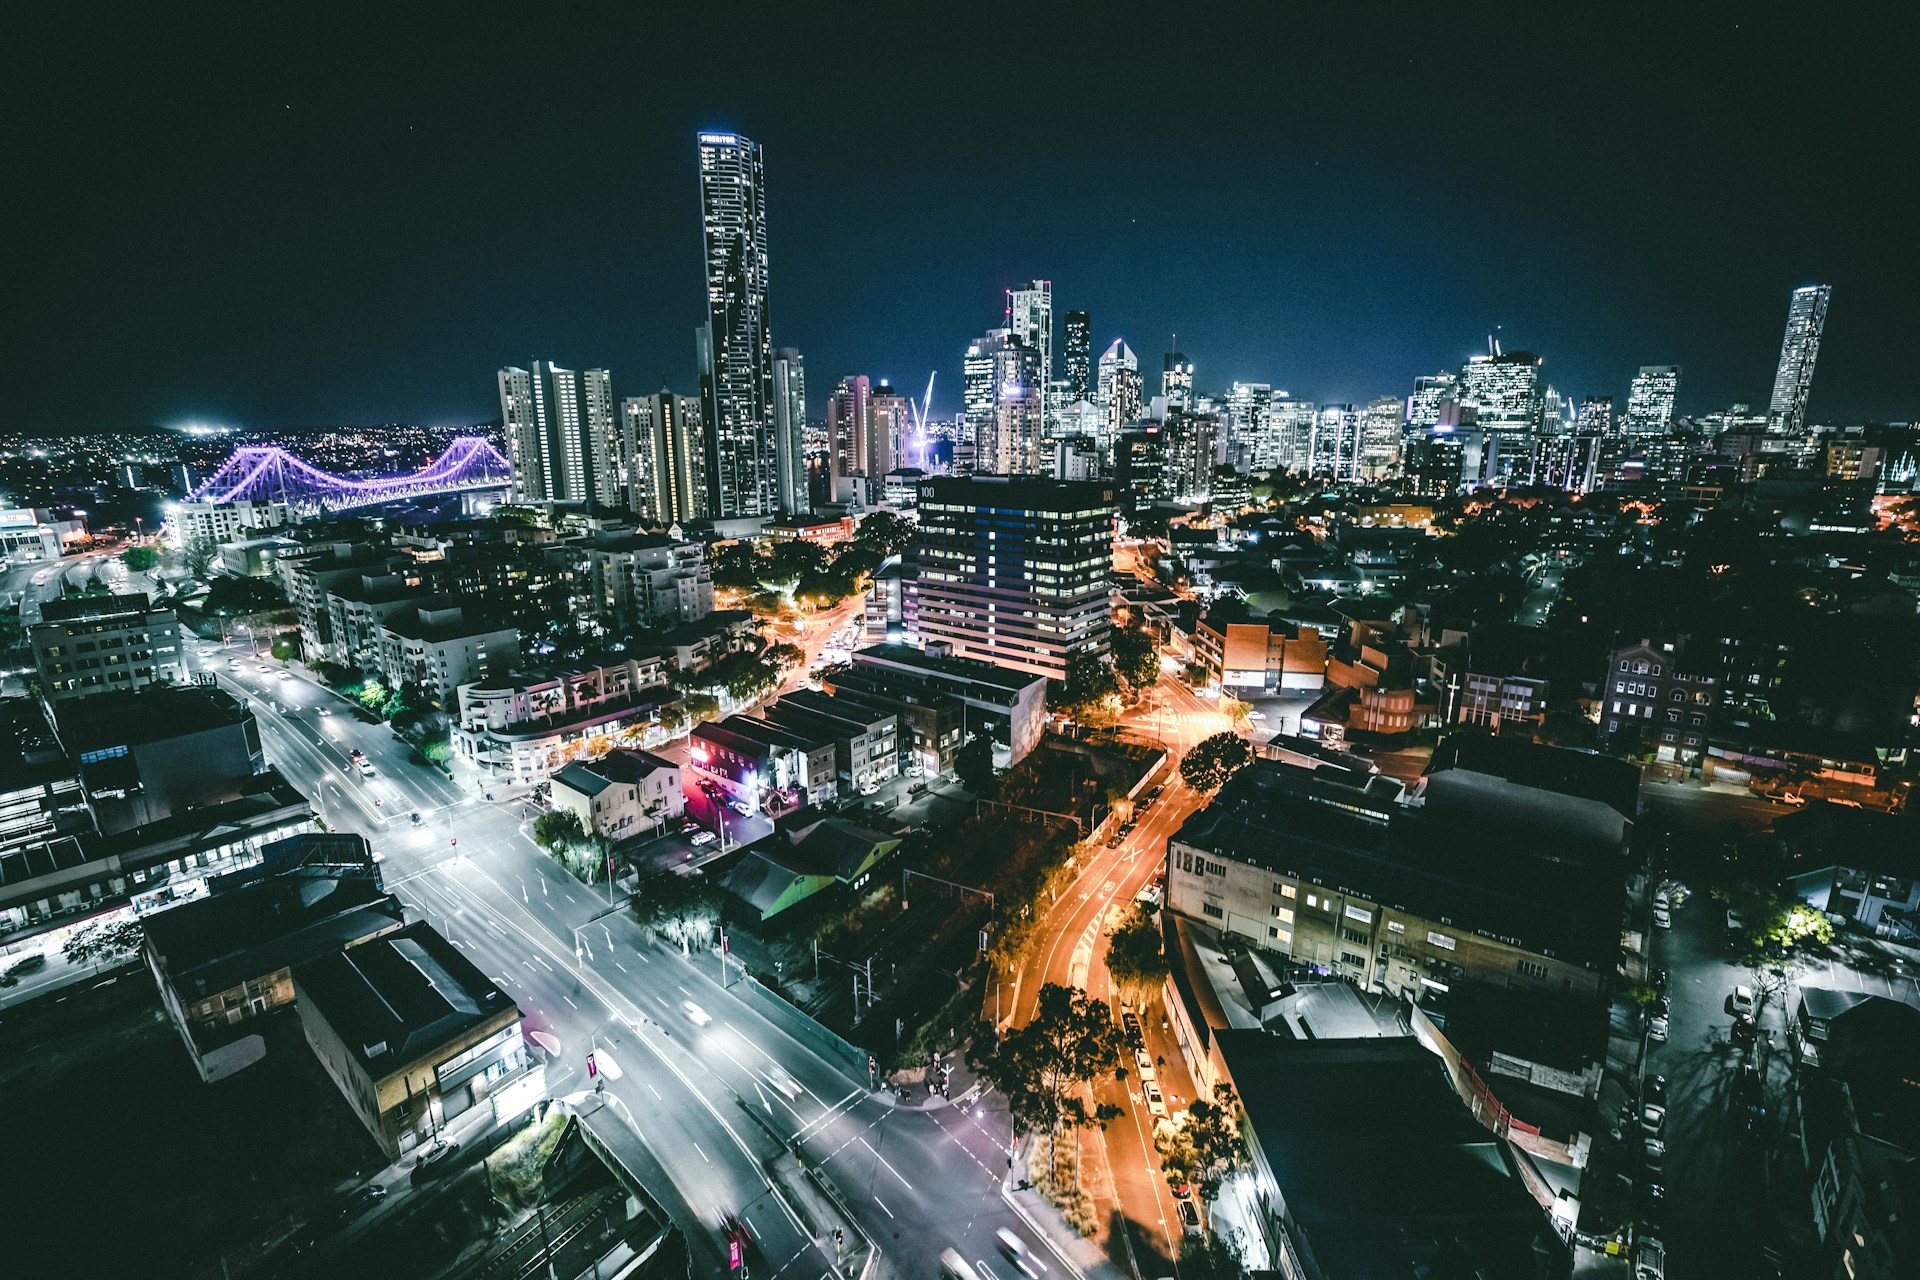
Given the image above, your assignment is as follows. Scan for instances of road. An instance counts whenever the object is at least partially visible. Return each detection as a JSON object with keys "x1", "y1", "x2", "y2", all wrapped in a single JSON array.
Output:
[
  {"x1": 997, "y1": 669, "x2": 1229, "y2": 1277},
  {"x1": 206, "y1": 642, "x2": 1055, "y2": 1279}
]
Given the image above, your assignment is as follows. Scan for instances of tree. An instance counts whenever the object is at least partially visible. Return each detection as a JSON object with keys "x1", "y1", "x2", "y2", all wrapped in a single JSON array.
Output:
[
  {"x1": 765, "y1": 642, "x2": 805, "y2": 670},
  {"x1": 1050, "y1": 658, "x2": 1123, "y2": 726},
  {"x1": 955, "y1": 733, "x2": 996, "y2": 793},
  {"x1": 62, "y1": 917, "x2": 145, "y2": 969},
  {"x1": 631, "y1": 872, "x2": 721, "y2": 956},
  {"x1": 967, "y1": 983, "x2": 1125, "y2": 1186},
  {"x1": 1160, "y1": 1083, "x2": 1249, "y2": 1201},
  {"x1": 1106, "y1": 905, "x2": 1171, "y2": 1004},
  {"x1": 120, "y1": 544, "x2": 160, "y2": 572},
  {"x1": 1111, "y1": 626, "x2": 1161, "y2": 690},
  {"x1": 710, "y1": 540, "x2": 766, "y2": 590},
  {"x1": 531, "y1": 809, "x2": 585, "y2": 852},
  {"x1": 1180, "y1": 732, "x2": 1254, "y2": 792},
  {"x1": 854, "y1": 510, "x2": 914, "y2": 558},
  {"x1": 684, "y1": 692, "x2": 721, "y2": 723}
]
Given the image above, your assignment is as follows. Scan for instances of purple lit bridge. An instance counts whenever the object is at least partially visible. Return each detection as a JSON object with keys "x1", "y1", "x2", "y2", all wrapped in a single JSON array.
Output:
[{"x1": 185, "y1": 436, "x2": 512, "y2": 516}]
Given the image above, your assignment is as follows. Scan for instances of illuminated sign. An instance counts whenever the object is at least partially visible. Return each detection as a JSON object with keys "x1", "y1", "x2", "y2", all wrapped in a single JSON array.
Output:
[
  {"x1": 491, "y1": 1067, "x2": 545, "y2": 1123},
  {"x1": 0, "y1": 509, "x2": 39, "y2": 528}
]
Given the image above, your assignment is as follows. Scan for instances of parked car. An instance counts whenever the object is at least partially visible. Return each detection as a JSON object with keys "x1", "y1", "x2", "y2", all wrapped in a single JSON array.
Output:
[
  {"x1": 1144, "y1": 1082, "x2": 1168, "y2": 1117},
  {"x1": 1731, "y1": 984, "x2": 1756, "y2": 1017},
  {"x1": 1640, "y1": 1102, "x2": 1666, "y2": 1135},
  {"x1": 1648, "y1": 1013, "x2": 1669, "y2": 1042},
  {"x1": 335, "y1": 1184, "x2": 387, "y2": 1225},
  {"x1": 1643, "y1": 1074, "x2": 1667, "y2": 1106},
  {"x1": 1652, "y1": 905, "x2": 1671, "y2": 929},
  {"x1": 1732, "y1": 1013, "x2": 1757, "y2": 1046},
  {"x1": 1177, "y1": 1199, "x2": 1202, "y2": 1236},
  {"x1": 1737, "y1": 1064, "x2": 1764, "y2": 1106},
  {"x1": 1134, "y1": 1049, "x2": 1156, "y2": 1080},
  {"x1": 1650, "y1": 967, "x2": 1669, "y2": 993},
  {"x1": 1643, "y1": 1136, "x2": 1665, "y2": 1171},
  {"x1": 689, "y1": 831, "x2": 717, "y2": 847},
  {"x1": 411, "y1": 1141, "x2": 461, "y2": 1185}
]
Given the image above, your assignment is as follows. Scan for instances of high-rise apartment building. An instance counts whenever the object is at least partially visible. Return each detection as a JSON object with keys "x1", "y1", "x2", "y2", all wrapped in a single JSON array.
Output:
[
  {"x1": 497, "y1": 361, "x2": 617, "y2": 505},
  {"x1": 1458, "y1": 350, "x2": 1544, "y2": 438},
  {"x1": 697, "y1": 132, "x2": 777, "y2": 517},
  {"x1": 1310, "y1": 405, "x2": 1361, "y2": 480},
  {"x1": 1162, "y1": 352, "x2": 1194, "y2": 409},
  {"x1": 1062, "y1": 311, "x2": 1091, "y2": 401},
  {"x1": 771, "y1": 347, "x2": 808, "y2": 514},
  {"x1": 1767, "y1": 284, "x2": 1832, "y2": 435},
  {"x1": 983, "y1": 340, "x2": 1046, "y2": 475},
  {"x1": 1359, "y1": 396, "x2": 1404, "y2": 480},
  {"x1": 621, "y1": 388, "x2": 706, "y2": 525},
  {"x1": 1626, "y1": 365, "x2": 1681, "y2": 436},
  {"x1": 1272, "y1": 399, "x2": 1318, "y2": 472},
  {"x1": 827, "y1": 375, "x2": 872, "y2": 482},
  {"x1": 1165, "y1": 409, "x2": 1218, "y2": 501},
  {"x1": 869, "y1": 380, "x2": 911, "y2": 479},
  {"x1": 910, "y1": 474, "x2": 1114, "y2": 681}
]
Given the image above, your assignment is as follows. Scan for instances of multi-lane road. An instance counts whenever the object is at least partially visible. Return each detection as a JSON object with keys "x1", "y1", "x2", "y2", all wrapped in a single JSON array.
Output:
[{"x1": 209, "y1": 645, "x2": 1064, "y2": 1280}]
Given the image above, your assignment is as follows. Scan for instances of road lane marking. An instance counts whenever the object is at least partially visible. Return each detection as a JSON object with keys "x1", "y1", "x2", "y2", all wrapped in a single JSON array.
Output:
[
  {"x1": 858, "y1": 1136, "x2": 914, "y2": 1190},
  {"x1": 872, "y1": 1195, "x2": 894, "y2": 1219},
  {"x1": 563, "y1": 995, "x2": 579, "y2": 1009}
]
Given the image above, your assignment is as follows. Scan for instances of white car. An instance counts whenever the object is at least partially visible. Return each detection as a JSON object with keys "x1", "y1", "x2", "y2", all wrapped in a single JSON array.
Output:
[
  {"x1": 681, "y1": 1001, "x2": 711, "y2": 1026},
  {"x1": 1648, "y1": 1014, "x2": 1669, "y2": 1042},
  {"x1": 689, "y1": 831, "x2": 717, "y2": 847},
  {"x1": 1144, "y1": 1082, "x2": 1168, "y2": 1118},
  {"x1": 1652, "y1": 906, "x2": 1671, "y2": 929},
  {"x1": 1732, "y1": 984, "x2": 1756, "y2": 1017},
  {"x1": 1134, "y1": 1049, "x2": 1156, "y2": 1080},
  {"x1": 1634, "y1": 1236, "x2": 1665, "y2": 1280},
  {"x1": 1640, "y1": 1102, "x2": 1666, "y2": 1134}
]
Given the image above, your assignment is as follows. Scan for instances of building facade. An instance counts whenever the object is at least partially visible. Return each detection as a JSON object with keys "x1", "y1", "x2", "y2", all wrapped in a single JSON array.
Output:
[
  {"x1": 771, "y1": 346, "x2": 808, "y2": 514},
  {"x1": 1768, "y1": 284, "x2": 1833, "y2": 435},
  {"x1": 1626, "y1": 365, "x2": 1681, "y2": 436},
  {"x1": 31, "y1": 593, "x2": 186, "y2": 701},
  {"x1": 697, "y1": 132, "x2": 778, "y2": 518},
  {"x1": 1601, "y1": 636, "x2": 1720, "y2": 767},
  {"x1": 621, "y1": 387, "x2": 706, "y2": 524},
  {"x1": 497, "y1": 361, "x2": 617, "y2": 505},
  {"x1": 909, "y1": 474, "x2": 1113, "y2": 682}
]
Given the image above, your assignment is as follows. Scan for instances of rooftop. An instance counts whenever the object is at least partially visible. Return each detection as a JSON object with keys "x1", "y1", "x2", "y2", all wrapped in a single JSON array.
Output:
[
  {"x1": 381, "y1": 605, "x2": 515, "y2": 644},
  {"x1": 52, "y1": 684, "x2": 253, "y2": 753},
  {"x1": 36, "y1": 592, "x2": 159, "y2": 624},
  {"x1": 853, "y1": 643, "x2": 1048, "y2": 696},
  {"x1": 293, "y1": 921, "x2": 517, "y2": 1078},
  {"x1": 0, "y1": 698, "x2": 73, "y2": 796},
  {"x1": 143, "y1": 874, "x2": 404, "y2": 1000},
  {"x1": 1214, "y1": 1032, "x2": 1566, "y2": 1280},
  {"x1": 1426, "y1": 735, "x2": 1641, "y2": 822},
  {"x1": 918, "y1": 473, "x2": 1113, "y2": 510}
]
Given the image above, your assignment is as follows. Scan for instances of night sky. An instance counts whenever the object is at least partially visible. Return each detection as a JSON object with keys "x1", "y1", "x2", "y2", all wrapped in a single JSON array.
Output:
[{"x1": 10, "y1": 3, "x2": 1916, "y2": 433}]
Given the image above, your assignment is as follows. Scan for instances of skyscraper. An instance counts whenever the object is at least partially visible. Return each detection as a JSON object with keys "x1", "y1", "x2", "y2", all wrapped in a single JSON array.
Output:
[
  {"x1": 1577, "y1": 396, "x2": 1615, "y2": 437},
  {"x1": 1626, "y1": 365, "x2": 1681, "y2": 436},
  {"x1": 771, "y1": 347, "x2": 808, "y2": 514},
  {"x1": 697, "y1": 132, "x2": 777, "y2": 517},
  {"x1": 497, "y1": 361, "x2": 617, "y2": 505},
  {"x1": 1162, "y1": 352, "x2": 1194, "y2": 410},
  {"x1": 1272, "y1": 399, "x2": 1318, "y2": 472},
  {"x1": 621, "y1": 387, "x2": 705, "y2": 525},
  {"x1": 964, "y1": 329, "x2": 1013, "y2": 452},
  {"x1": 827, "y1": 375, "x2": 872, "y2": 481},
  {"x1": 1310, "y1": 404, "x2": 1361, "y2": 480},
  {"x1": 1225, "y1": 383, "x2": 1274, "y2": 471},
  {"x1": 1007, "y1": 281, "x2": 1053, "y2": 386},
  {"x1": 1165, "y1": 409, "x2": 1218, "y2": 501},
  {"x1": 869, "y1": 380, "x2": 910, "y2": 478},
  {"x1": 1063, "y1": 311, "x2": 1091, "y2": 401},
  {"x1": 984, "y1": 340, "x2": 1046, "y2": 474},
  {"x1": 1767, "y1": 284, "x2": 1833, "y2": 435},
  {"x1": 1360, "y1": 396, "x2": 1405, "y2": 480},
  {"x1": 1407, "y1": 373, "x2": 1458, "y2": 432},
  {"x1": 1097, "y1": 339, "x2": 1138, "y2": 407},
  {"x1": 909, "y1": 474, "x2": 1113, "y2": 682}
]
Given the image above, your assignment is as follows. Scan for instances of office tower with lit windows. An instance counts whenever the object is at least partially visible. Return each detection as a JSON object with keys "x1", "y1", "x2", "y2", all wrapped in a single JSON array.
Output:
[
  {"x1": 1063, "y1": 311, "x2": 1091, "y2": 401},
  {"x1": 1096, "y1": 338, "x2": 1137, "y2": 407},
  {"x1": 696, "y1": 131, "x2": 777, "y2": 517},
  {"x1": 1165, "y1": 409, "x2": 1218, "y2": 501},
  {"x1": 1626, "y1": 365, "x2": 1681, "y2": 436},
  {"x1": 827, "y1": 375, "x2": 872, "y2": 482},
  {"x1": 1310, "y1": 404, "x2": 1361, "y2": 480},
  {"x1": 1767, "y1": 284, "x2": 1832, "y2": 435},
  {"x1": 1458, "y1": 350, "x2": 1544, "y2": 439},
  {"x1": 1272, "y1": 399, "x2": 1318, "y2": 472},
  {"x1": 621, "y1": 386, "x2": 705, "y2": 524},
  {"x1": 1360, "y1": 396, "x2": 1404, "y2": 480},
  {"x1": 771, "y1": 347, "x2": 808, "y2": 513},
  {"x1": 1407, "y1": 373, "x2": 1458, "y2": 433},
  {"x1": 964, "y1": 329, "x2": 1012, "y2": 451},
  {"x1": 497, "y1": 361, "x2": 617, "y2": 505},
  {"x1": 869, "y1": 380, "x2": 910, "y2": 478},
  {"x1": 1162, "y1": 352, "x2": 1194, "y2": 410},
  {"x1": 984, "y1": 339, "x2": 1046, "y2": 474},
  {"x1": 1008, "y1": 281, "x2": 1053, "y2": 385},
  {"x1": 1577, "y1": 396, "x2": 1616, "y2": 437},
  {"x1": 1226, "y1": 383, "x2": 1274, "y2": 469},
  {"x1": 909, "y1": 473, "x2": 1113, "y2": 682}
]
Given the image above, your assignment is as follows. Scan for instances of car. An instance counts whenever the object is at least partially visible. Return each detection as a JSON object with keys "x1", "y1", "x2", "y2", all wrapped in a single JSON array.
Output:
[
  {"x1": 1640, "y1": 1102, "x2": 1666, "y2": 1134},
  {"x1": 678, "y1": 819, "x2": 702, "y2": 834},
  {"x1": 1146, "y1": 784, "x2": 1163, "y2": 800},
  {"x1": 1774, "y1": 791, "x2": 1806, "y2": 806},
  {"x1": 1732, "y1": 1013, "x2": 1757, "y2": 1046},
  {"x1": 730, "y1": 800, "x2": 752, "y2": 816},
  {"x1": 1652, "y1": 892, "x2": 1670, "y2": 911},
  {"x1": 1634, "y1": 1236, "x2": 1666, "y2": 1280},
  {"x1": 939, "y1": 1249, "x2": 981, "y2": 1280},
  {"x1": 348, "y1": 747, "x2": 365, "y2": 759},
  {"x1": 335, "y1": 1184, "x2": 388, "y2": 1225},
  {"x1": 1650, "y1": 967, "x2": 1669, "y2": 993},
  {"x1": 1177, "y1": 1199, "x2": 1202, "y2": 1236},
  {"x1": 1732, "y1": 984, "x2": 1756, "y2": 1016},
  {"x1": 1134, "y1": 1049, "x2": 1156, "y2": 1079},
  {"x1": 410, "y1": 1140, "x2": 462, "y2": 1185},
  {"x1": 1171, "y1": 1181, "x2": 1192, "y2": 1199},
  {"x1": 765, "y1": 1065, "x2": 803, "y2": 1099},
  {"x1": 1726, "y1": 908, "x2": 1746, "y2": 933},
  {"x1": 995, "y1": 1228, "x2": 1046, "y2": 1277},
  {"x1": 1144, "y1": 1082, "x2": 1168, "y2": 1117},
  {"x1": 1643, "y1": 1136, "x2": 1665, "y2": 1170},
  {"x1": 1652, "y1": 906, "x2": 1671, "y2": 929},
  {"x1": 689, "y1": 831, "x2": 717, "y2": 847},
  {"x1": 1106, "y1": 836, "x2": 1123, "y2": 849},
  {"x1": 1246, "y1": 710, "x2": 1266, "y2": 720},
  {"x1": 1647, "y1": 1013, "x2": 1668, "y2": 1042},
  {"x1": 3, "y1": 952, "x2": 47, "y2": 978},
  {"x1": 681, "y1": 1001, "x2": 711, "y2": 1025},
  {"x1": 356, "y1": 758, "x2": 376, "y2": 777},
  {"x1": 1648, "y1": 996, "x2": 1669, "y2": 1018},
  {"x1": 1643, "y1": 1074, "x2": 1667, "y2": 1106},
  {"x1": 317, "y1": 706, "x2": 331, "y2": 716}
]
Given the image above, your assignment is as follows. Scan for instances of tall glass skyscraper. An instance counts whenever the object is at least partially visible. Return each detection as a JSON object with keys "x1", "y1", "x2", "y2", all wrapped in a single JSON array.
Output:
[
  {"x1": 697, "y1": 132, "x2": 776, "y2": 517},
  {"x1": 497, "y1": 361, "x2": 616, "y2": 505},
  {"x1": 1062, "y1": 310, "x2": 1092, "y2": 401},
  {"x1": 1625, "y1": 365, "x2": 1681, "y2": 436},
  {"x1": 1767, "y1": 285, "x2": 1832, "y2": 436},
  {"x1": 771, "y1": 347, "x2": 807, "y2": 513}
]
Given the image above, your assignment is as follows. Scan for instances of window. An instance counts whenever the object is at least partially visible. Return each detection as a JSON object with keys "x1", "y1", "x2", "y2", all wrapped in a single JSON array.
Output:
[
  {"x1": 1341, "y1": 927, "x2": 1368, "y2": 945},
  {"x1": 1271, "y1": 928, "x2": 1292, "y2": 946},
  {"x1": 1271, "y1": 906, "x2": 1294, "y2": 923},
  {"x1": 1344, "y1": 904, "x2": 1373, "y2": 923},
  {"x1": 1305, "y1": 893, "x2": 1318, "y2": 908},
  {"x1": 1267, "y1": 926, "x2": 1279, "y2": 939},
  {"x1": 1280, "y1": 884, "x2": 1296, "y2": 899},
  {"x1": 1426, "y1": 930, "x2": 1456, "y2": 951},
  {"x1": 1340, "y1": 951, "x2": 1368, "y2": 969},
  {"x1": 1201, "y1": 902, "x2": 1224, "y2": 920},
  {"x1": 1516, "y1": 959, "x2": 1549, "y2": 980}
]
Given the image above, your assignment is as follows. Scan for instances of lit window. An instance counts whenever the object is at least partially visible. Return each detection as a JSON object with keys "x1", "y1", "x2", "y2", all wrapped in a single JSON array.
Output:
[
  {"x1": 1345, "y1": 904, "x2": 1373, "y2": 923},
  {"x1": 1426, "y1": 930, "x2": 1456, "y2": 951}
]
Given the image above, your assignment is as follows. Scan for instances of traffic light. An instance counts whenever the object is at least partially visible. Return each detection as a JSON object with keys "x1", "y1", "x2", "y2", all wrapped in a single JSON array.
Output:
[{"x1": 834, "y1": 1229, "x2": 844, "y2": 1247}]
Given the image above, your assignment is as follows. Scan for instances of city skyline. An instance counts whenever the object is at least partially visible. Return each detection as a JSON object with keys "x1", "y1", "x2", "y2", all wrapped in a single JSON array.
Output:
[{"x1": 9, "y1": 6, "x2": 1916, "y2": 433}]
